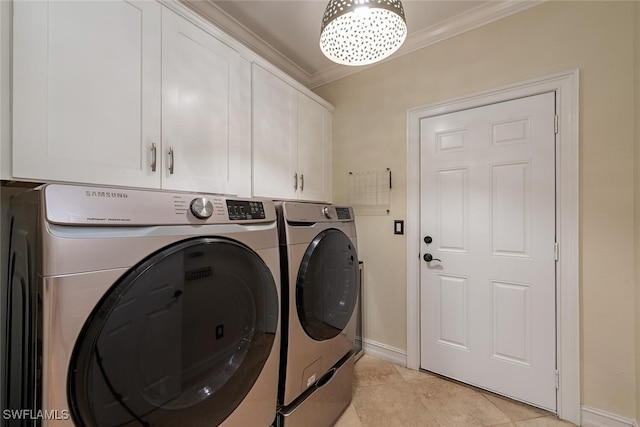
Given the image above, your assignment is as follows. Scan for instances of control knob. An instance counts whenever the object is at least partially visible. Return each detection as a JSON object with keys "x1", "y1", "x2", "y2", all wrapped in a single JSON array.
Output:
[
  {"x1": 190, "y1": 198, "x2": 214, "y2": 219},
  {"x1": 322, "y1": 206, "x2": 332, "y2": 219}
]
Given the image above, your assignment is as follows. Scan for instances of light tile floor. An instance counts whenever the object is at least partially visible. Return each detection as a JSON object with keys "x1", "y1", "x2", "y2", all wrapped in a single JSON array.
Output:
[{"x1": 334, "y1": 355, "x2": 577, "y2": 427}]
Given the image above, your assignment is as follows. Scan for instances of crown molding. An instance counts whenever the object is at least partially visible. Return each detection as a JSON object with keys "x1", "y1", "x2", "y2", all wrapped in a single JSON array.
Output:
[
  {"x1": 181, "y1": 0, "x2": 546, "y2": 89},
  {"x1": 180, "y1": 0, "x2": 313, "y2": 86}
]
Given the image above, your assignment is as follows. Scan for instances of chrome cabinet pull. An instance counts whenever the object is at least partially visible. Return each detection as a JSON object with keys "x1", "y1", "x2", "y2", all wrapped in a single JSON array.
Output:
[
  {"x1": 300, "y1": 174, "x2": 304, "y2": 192},
  {"x1": 151, "y1": 143, "x2": 157, "y2": 172},
  {"x1": 168, "y1": 147, "x2": 174, "y2": 175},
  {"x1": 294, "y1": 173, "x2": 298, "y2": 191}
]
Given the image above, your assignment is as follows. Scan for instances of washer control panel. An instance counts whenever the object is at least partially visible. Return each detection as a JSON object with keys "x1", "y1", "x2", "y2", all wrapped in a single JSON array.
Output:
[
  {"x1": 226, "y1": 200, "x2": 266, "y2": 220},
  {"x1": 43, "y1": 184, "x2": 275, "y2": 225}
]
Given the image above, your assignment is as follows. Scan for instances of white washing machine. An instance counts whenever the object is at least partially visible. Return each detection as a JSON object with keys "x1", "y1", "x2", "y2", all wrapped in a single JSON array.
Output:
[
  {"x1": 2, "y1": 184, "x2": 281, "y2": 427},
  {"x1": 276, "y1": 202, "x2": 359, "y2": 427}
]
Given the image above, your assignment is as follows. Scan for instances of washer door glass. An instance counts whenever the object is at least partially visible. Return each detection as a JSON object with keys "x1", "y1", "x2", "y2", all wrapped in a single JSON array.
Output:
[
  {"x1": 296, "y1": 229, "x2": 359, "y2": 341},
  {"x1": 68, "y1": 237, "x2": 278, "y2": 427}
]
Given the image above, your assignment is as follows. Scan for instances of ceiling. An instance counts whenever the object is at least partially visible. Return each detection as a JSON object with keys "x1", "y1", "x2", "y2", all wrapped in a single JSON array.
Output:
[{"x1": 182, "y1": 0, "x2": 544, "y2": 88}]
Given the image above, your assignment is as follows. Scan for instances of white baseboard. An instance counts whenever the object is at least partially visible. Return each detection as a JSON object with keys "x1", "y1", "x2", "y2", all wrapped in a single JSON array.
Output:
[
  {"x1": 581, "y1": 406, "x2": 638, "y2": 427},
  {"x1": 362, "y1": 338, "x2": 407, "y2": 367}
]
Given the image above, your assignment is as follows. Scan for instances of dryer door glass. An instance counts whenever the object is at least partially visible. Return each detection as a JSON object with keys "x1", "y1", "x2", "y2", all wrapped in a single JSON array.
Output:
[
  {"x1": 296, "y1": 229, "x2": 359, "y2": 341},
  {"x1": 68, "y1": 237, "x2": 278, "y2": 427}
]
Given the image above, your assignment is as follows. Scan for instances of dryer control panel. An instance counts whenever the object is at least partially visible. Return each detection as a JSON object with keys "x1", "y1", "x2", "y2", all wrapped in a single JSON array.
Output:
[
  {"x1": 281, "y1": 202, "x2": 355, "y2": 224},
  {"x1": 335, "y1": 207, "x2": 352, "y2": 220}
]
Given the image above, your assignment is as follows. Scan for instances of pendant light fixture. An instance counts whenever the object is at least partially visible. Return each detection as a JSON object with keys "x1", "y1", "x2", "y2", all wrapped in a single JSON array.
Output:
[{"x1": 320, "y1": 0, "x2": 407, "y2": 66}]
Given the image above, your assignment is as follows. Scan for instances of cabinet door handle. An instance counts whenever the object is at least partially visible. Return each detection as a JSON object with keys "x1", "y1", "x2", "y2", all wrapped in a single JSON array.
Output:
[
  {"x1": 300, "y1": 174, "x2": 304, "y2": 192},
  {"x1": 168, "y1": 147, "x2": 174, "y2": 175},
  {"x1": 294, "y1": 173, "x2": 298, "y2": 191},
  {"x1": 151, "y1": 143, "x2": 157, "y2": 172}
]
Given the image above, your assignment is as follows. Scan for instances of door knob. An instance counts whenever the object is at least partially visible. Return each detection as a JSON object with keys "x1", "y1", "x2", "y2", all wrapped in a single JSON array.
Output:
[{"x1": 423, "y1": 253, "x2": 441, "y2": 262}]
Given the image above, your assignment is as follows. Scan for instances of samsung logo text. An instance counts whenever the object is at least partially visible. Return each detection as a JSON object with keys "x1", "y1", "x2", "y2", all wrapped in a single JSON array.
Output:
[{"x1": 85, "y1": 191, "x2": 129, "y2": 199}]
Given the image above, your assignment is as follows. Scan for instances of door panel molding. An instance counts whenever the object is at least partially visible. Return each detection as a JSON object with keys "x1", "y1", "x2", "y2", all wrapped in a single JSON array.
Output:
[{"x1": 406, "y1": 70, "x2": 579, "y2": 424}]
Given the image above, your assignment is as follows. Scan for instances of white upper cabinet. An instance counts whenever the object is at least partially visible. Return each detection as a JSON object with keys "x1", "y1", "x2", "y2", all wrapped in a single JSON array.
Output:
[
  {"x1": 296, "y1": 92, "x2": 332, "y2": 202},
  {"x1": 252, "y1": 64, "x2": 332, "y2": 202},
  {"x1": 161, "y1": 8, "x2": 251, "y2": 196},
  {"x1": 252, "y1": 64, "x2": 298, "y2": 200},
  {"x1": 13, "y1": 0, "x2": 163, "y2": 188},
  {"x1": 12, "y1": 1, "x2": 251, "y2": 196}
]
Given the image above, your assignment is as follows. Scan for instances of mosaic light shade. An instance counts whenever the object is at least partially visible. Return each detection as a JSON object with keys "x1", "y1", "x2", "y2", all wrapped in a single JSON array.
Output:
[{"x1": 320, "y1": 0, "x2": 407, "y2": 66}]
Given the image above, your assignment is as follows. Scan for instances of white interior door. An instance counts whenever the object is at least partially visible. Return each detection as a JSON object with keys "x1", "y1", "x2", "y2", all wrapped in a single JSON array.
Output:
[{"x1": 419, "y1": 92, "x2": 557, "y2": 411}]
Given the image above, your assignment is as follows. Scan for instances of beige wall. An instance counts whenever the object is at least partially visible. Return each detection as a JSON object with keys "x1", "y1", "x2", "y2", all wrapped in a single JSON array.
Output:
[{"x1": 315, "y1": 0, "x2": 638, "y2": 420}]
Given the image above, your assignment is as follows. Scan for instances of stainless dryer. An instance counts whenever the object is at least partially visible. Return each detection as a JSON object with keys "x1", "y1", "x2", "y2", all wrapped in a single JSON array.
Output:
[
  {"x1": 276, "y1": 202, "x2": 359, "y2": 427},
  {"x1": 2, "y1": 184, "x2": 281, "y2": 427}
]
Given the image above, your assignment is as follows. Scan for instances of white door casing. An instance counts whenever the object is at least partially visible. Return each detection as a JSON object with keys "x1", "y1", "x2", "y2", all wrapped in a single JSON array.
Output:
[
  {"x1": 419, "y1": 93, "x2": 556, "y2": 410},
  {"x1": 406, "y1": 70, "x2": 579, "y2": 424}
]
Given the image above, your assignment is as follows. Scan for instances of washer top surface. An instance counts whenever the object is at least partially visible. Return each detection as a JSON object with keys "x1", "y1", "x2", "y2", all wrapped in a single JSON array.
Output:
[{"x1": 43, "y1": 184, "x2": 276, "y2": 226}]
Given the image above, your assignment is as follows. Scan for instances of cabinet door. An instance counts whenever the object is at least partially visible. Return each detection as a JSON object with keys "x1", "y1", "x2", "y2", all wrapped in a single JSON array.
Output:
[
  {"x1": 252, "y1": 64, "x2": 298, "y2": 200},
  {"x1": 13, "y1": 1, "x2": 162, "y2": 188},
  {"x1": 161, "y1": 9, "x2": 251, "y2": 196},
  {"x1": 297, "y1": 93, "x2": 332, "y2": 202}
]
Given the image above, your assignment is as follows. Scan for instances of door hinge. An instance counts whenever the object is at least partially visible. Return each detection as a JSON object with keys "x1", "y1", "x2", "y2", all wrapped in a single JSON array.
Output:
[
  {"x1": 555, "y1": 370, "x2": 560, "y2": 389},
  {"x1": 554, "y1": 115, "x2": 559, "y2": 134},
  {"x1": 554, "y1": 242, "x2": 559, "y2": 261}
]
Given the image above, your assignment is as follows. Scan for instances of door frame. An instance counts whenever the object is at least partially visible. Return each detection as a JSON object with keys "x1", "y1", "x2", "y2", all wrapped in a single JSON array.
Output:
[{"x1": 406, "y1": 70, "x2": 579, "y2": 424}]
